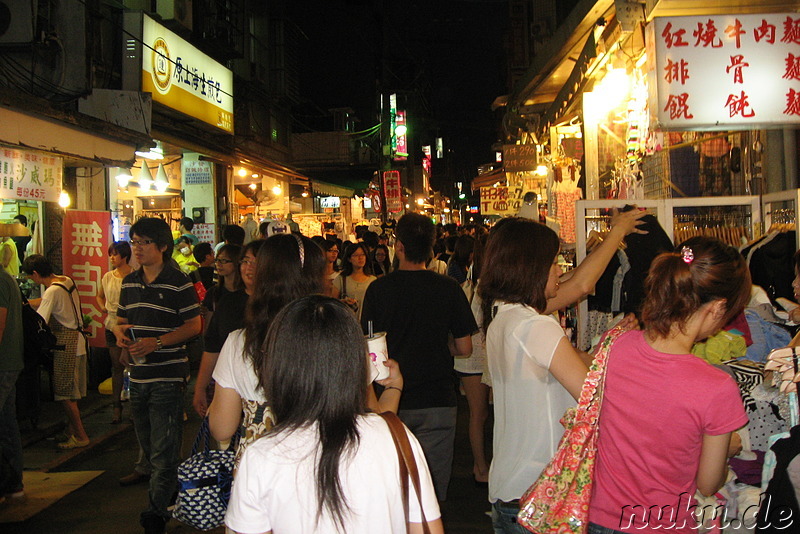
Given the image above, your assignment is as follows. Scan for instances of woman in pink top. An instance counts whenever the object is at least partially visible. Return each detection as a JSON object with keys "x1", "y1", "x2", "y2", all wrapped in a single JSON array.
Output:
[{"x1": 589, "y1": 236, "x2": 750, "y2": 534}]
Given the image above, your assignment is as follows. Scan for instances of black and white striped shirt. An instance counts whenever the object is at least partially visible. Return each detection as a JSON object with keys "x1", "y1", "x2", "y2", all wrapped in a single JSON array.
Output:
[{"x1": 117, "y1": 265, "x2": 200, "y2": 383}]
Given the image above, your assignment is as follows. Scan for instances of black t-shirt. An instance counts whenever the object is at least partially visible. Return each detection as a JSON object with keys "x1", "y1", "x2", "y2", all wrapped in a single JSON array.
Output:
[
  {"x1": 203, "y1": 285, "x2": 234, "y2": 313},
  {"x1": 203, "y1": 289, "x2": 249, "y2": 353},
  {"x1": 361, "y1": 270, "x2": 478, "y2": 410},
  {"x1": 191, "y1": 266, "x2": 216, "y2": 290}
]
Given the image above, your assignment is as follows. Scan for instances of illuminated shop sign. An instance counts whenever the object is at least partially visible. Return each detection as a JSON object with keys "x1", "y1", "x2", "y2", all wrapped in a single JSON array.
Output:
[
  {"x1": 648, "y1": 13, "x2": 800, "y2": 128},
  {"x1": 142, "y1": 15, "x2": 234, "y2": 133},
  {"x1": 0, "y1": 148, "x2": 62, "y2": 202},
  {"x1": 320, "y1": 196, "x2": 341, "y2": 209}
]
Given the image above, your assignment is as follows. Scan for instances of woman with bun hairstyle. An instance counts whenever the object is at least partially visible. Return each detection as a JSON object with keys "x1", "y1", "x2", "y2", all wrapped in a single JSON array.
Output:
[{"x1": 589, "y1": 236, "x2": 750, "y2": 534}]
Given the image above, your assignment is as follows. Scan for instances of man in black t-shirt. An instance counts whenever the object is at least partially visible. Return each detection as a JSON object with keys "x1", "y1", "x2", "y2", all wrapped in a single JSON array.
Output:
[{"x1": 362, "y1": 213, "x2": 477, "y2": 501}]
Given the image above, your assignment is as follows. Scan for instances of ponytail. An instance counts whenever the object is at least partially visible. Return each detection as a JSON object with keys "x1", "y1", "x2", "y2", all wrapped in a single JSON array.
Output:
[{"x1": 641, "y1": 236, "x2": 750, "y2": 338}]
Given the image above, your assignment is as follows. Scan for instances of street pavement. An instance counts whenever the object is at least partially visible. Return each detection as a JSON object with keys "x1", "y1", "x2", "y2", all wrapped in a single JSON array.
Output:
[{"x1": 2, "y1": 380, "x2": 495, "y2": 533}]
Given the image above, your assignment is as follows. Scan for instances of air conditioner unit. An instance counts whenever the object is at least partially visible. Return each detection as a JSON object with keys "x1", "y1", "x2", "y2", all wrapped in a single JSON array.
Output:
[
  {"x1": 0, "y1": 0, "x2": 35, "y2": 43},
  {"x1": 156, "y1": 0, "x2": 193, "y2": 32}
]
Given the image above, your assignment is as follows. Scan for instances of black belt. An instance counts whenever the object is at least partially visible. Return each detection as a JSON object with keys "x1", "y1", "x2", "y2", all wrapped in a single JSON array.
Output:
[{"x1": 496, "y1": 499, "x2": 520, "y2": 507}]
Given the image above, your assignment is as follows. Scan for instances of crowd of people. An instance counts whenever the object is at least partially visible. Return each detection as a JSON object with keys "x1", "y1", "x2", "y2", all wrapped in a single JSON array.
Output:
[{"x1": 0, "y1": 206, "x2": 796, "y2": 534}]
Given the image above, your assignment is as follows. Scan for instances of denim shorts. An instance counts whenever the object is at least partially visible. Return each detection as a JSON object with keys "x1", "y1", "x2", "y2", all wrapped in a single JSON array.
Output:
[{"x1": 491, "y1": 500, "x2": 529, "y2": 534}]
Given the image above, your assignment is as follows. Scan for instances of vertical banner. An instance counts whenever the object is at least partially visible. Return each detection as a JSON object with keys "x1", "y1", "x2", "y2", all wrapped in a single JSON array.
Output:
[
  {"x1": 63, "y1": 210, "x2": 112, "y2": 347},
  {"x1": 383, "y1": 170, "x2": 403, "y2": 213}
]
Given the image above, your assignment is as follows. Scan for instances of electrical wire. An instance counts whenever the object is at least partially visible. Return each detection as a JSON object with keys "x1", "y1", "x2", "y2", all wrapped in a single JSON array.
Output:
[{"x1": 73, "y1": 0, "x2": 235, "y2": 100}]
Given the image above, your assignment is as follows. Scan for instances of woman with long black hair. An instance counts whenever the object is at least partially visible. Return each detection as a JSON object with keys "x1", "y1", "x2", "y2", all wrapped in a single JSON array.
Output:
[{"x1": 225, "y1": 295, "x2": 442, "y2": 534}]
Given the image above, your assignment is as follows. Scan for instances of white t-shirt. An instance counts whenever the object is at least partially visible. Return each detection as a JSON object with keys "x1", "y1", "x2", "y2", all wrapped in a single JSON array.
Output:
[
  {"x1": 486, "y1": 301, "x2": 573, "y2": 502},
  {"x1": 38, "y1": 277, "x2": 86, "y2": 357},
  {"x1": 212, "y1": 329, "x2": 267, "y2": 402},
  {"x1": 226, "y1": 413, "x2": 441, "y2": 534}
]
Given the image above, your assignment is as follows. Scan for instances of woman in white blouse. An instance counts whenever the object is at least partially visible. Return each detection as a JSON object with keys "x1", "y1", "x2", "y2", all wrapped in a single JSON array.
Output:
[{"x1": 97, "y1": 241, "x2": 133, "y2": 423}]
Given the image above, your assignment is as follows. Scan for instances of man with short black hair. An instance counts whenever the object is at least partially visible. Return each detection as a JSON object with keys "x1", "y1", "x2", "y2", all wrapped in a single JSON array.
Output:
[
  {"x1": 177, "y1": 216, "x2": 198, "y2": 246},
  {"x1": 115, "y1": 217, "x2": 201, "y2": 534},
  {"x1": 11, "y1": 215, "x2": 29, "y2": 264},
  {"x1": 191, "y1": 242, "x2": 215, "y2": 290},
  {"x1": 361, "y1": 213, "x2": 477, "y2": 501},
  {"x1": 214, "y1": 224, "x2": 246, "y2": 254}
]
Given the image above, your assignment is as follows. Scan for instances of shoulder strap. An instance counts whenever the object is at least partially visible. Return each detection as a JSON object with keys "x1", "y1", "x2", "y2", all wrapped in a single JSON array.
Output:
[
  {"x1": 53, "y1": 278, "x2": 84, "y2": 331},
  {"x1": 576, "y1": 325, "x2": 626, "y2": 416},
  {"x1": 379, "y1": 412, "x2": 431, "y2": 534},
  {"x1": 341, "y1": 275, "x2": 347, "y2": 297}
]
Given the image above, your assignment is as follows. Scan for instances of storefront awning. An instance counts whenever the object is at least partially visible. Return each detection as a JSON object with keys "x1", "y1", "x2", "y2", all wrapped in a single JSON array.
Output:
[
  {"x1": 235, "y1": 149, "x2": 310, "y2": 185},
  {"x1": 501, "y1": 0, "x2": 615, "y2": 139},
  {"x1": 471, "y1": 168, "x2": 506, "y2": 190},
  {"x1": 0, "y1": 105, "x2": 142, "y2": 167},
  {"x1": 311, "y1": 180, "x2": 355, "y2": 198}
]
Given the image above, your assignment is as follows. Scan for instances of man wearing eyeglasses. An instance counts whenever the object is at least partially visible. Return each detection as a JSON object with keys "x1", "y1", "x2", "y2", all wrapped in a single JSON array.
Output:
[{"x1": 114, "y1": 217, "x2": 201, "y2": 534}]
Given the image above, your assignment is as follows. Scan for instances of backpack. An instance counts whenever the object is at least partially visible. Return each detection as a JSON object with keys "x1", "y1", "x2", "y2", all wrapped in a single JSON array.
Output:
[{"x1": 20, "y1": 293, "x2": 58, "y2": 371}]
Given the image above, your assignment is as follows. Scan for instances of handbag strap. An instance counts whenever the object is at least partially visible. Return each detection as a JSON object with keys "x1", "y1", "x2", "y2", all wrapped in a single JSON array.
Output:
[
  {"x1": 575, "y1": 325, "x2": 626, "y2": 419},
  {"x1": 193, "y1": 417, "x2": 241, "y2": 458},
  {"x1": 379, "y1": 412, "x2": 431, "y2": 534},
  {"x1": 191, "y1": 417, "x2": 213, "y2": 457}
]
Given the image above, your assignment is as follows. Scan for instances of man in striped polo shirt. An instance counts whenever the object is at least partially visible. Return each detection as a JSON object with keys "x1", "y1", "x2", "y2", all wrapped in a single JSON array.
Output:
[{"x1": 115, "y1": 217, "x2": 201, "y2": 534}]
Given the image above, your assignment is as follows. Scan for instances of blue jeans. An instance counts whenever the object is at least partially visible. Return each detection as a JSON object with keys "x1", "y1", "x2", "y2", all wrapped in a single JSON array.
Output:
[
  {"x1": 589, "y1": 522, "x2": 626, "y2": 534},
  {"x1": 0, "y1": 371, "x2": 22, "y2": 491},
  {"x1": 399, "y1": 406, "x2": 457, "y2": 501},
  {"x1": 130, "y1": 381, "x2": 185, "y2": 521},
  {"x1": 492, "y1": 500, "x2": 529, "y2": 534}
]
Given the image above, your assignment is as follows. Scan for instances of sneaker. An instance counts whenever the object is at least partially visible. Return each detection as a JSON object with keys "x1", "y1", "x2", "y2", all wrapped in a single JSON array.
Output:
[
  {"x1": 57, "y1": 435, "x2": 90, "y2": 450},
  {"x1": 4, "y1": 486, "x2": 24, "y2": 499}
]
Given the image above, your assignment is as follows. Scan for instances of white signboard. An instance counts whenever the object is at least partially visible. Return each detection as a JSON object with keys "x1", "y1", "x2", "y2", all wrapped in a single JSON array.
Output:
[
  {"x1": 142, "y1": 15, "x2": 234, "y2": 133},
  {"x1": 0, "y1": 148, "x2": 62, "y2": 202},
  {"x1": 193, "y1": 223, "x2": 216, "y2": 244},
  {"x1": 648, "y1": 13, "x2": 800, "y2": 128},
  {"x1": 183, "y1": 160, "x2": 213, "y2": 185},
  {"x1": 320, "y1": 196, "x2": 341, "y2": 209}
]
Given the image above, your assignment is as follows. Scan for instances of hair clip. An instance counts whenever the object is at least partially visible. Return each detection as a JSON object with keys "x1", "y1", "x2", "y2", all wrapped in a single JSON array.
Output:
[{"x1": 681, "y1": 246, "x2": 694, "y2": 264}]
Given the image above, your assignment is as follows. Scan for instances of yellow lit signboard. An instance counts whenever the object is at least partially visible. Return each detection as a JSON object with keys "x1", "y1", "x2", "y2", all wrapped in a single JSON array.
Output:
[{"x1": 141, "y1": 15, "x2": 233, "y2": 134}]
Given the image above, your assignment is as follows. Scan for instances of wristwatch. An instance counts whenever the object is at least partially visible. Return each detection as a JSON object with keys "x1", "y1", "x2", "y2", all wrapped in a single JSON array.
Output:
[{"x1": 155, "y1": 336, "x2": 163, "y2": 350}]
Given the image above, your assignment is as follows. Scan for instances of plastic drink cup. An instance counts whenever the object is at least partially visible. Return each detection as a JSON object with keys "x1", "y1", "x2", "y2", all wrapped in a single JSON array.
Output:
[
  {"x1": 128, "y1": 327, "x2": 146, "y2": 365},
  {"x1": 366, "y1": 332, "x2": 390, "y2": 381}
]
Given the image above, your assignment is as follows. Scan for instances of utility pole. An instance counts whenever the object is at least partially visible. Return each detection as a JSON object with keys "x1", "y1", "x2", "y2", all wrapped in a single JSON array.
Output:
[{"x1": 376, "y1": 0, "x2": 390, "y2": 224}]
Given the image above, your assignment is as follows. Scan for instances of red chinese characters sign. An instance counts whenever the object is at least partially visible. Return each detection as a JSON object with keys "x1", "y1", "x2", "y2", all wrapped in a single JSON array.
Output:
[
  {"x1": 383, "y1": 170, "x2": 403, "y2": 213},
  {"x1": 0, "y1": 149, "x2": 62, "y2": 202},
  {"x1": 648, "y1": 13, "x2": 800, "y2": 128},
  {"x1": 63, "y1": 210, "x2": 112, "y2": 348}
]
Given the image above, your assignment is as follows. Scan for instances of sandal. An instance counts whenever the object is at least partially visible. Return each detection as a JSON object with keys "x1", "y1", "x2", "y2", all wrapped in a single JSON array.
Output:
[{"x1": 57, "y1": 435, "x2": 90, "y2": 450}]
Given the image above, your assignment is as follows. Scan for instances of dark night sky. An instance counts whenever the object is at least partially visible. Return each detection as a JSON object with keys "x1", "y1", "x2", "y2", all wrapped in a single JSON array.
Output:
[{"x1": 286, "y1": 0, "x2": 508, "y2": 184}]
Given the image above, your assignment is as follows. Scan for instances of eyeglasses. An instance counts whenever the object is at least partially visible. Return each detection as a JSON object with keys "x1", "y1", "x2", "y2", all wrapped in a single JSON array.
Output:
[
  {"x1": 130, "y1": 239, "x2": 155, "y2": 247},
  {"x1": 351, "y1": 253, "x2": 367, "y2": 258},
  {"x1": 214, "y1": 258, "x2": 233, "y2": 264},
  {"x1": 240, "y1": 258, "x2": 256, "y2": 266},
  {"x1": 327, "y1": 249, "x2": 339, "y2": 254}
]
